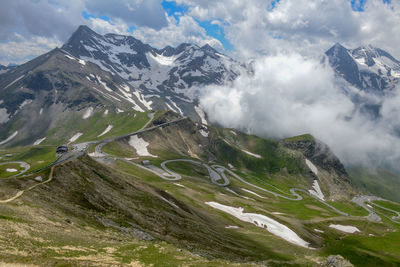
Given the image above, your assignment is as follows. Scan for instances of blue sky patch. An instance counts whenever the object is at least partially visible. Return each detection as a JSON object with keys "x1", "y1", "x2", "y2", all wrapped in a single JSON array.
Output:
[
  {"x1": 82, "y1": 11, "x2": 110, "y2": 22},
  {"x1": 162, "y1": 0, "x2": 188, "y2": 21},
  {"x1": 162, "y1": 0, "x2": 233, "y2": 51},
  {"x1": 351, "y1": 0, "x2": 391, "y2": 11},
  {"x1": 198, "y1": 20, "x2": 234, "y2": 51}
]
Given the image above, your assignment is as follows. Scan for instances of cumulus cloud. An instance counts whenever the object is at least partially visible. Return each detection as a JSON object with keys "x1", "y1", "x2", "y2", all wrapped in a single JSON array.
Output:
[
  {"x1": 0, "y1": 0, "x2": 225, "y2": 64},
  {"x1": 132, "y1": 15, "x2": 223, "y2": 50},
  {"x1": 175, "y1": 0, "x2": 400, "y2": 59},
  {"x1": 87, "y1": 17, "x2": 130, "y2": 36},
  {"x1": 0, "y1": 34, "x2": 62, "y2": 65},
  {"x1": 0, "y1": 0, "x2": 84, "y2": 42},
  {"x1": 84, "y1": 0, "x2": 167, "y2": 30},
  {"x1": 199, "y1": 53, "x2": 400, "y2": 169}
]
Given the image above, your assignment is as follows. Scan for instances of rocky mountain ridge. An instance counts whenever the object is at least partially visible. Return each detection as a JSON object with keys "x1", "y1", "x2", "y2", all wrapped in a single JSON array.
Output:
[{"x1": 325, "y1": 43, "x2": 400, "y2": 93}]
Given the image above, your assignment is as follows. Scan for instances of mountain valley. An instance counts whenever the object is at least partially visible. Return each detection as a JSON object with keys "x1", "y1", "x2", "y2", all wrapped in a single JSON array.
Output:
[{"x1": 0, "y1": 26, "x2": 400, "y2": 266}]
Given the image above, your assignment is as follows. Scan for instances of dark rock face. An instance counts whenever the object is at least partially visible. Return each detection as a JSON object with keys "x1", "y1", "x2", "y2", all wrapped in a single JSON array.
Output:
[
  {"x1": 326, "y1": 43, "x2": 363, "y2": 89},
  {"x1": 61, "y1": 25, "x2": 244, "y2": 97},
  {"x1": 323, "y1": 255, "x2": 354, "y2": 267},
  {"x1": 283, "y1": 138, "x2": 349, "y2": 180},
  {"x1": 325, "y1": 43, "x2": 400, "y2": 93}
]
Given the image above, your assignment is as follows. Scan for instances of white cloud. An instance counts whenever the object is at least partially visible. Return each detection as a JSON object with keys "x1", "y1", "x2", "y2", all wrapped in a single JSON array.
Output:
[
  {"x1": 174, "y1": 0, "x2": 400, "y2": 59},
  {"x1": 199, "y1": 53, "x2": 400, "y2": 169},
  {"x1": 87, "y1": 17, "x2": 129, "y2": 35},
  {"x1": 0, "y1": 33, "x2": 62, "y2": 65},
  {"x1": 84, "y1": 0, "x2": 167, "y2": 30},
  {"x1": 132, "y1": 14, "x2": 223, "y2": 50}
]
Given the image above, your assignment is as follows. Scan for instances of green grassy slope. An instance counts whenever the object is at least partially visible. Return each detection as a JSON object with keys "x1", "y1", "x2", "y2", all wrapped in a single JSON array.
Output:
[
  {"x1": 0, "y1": 112, "x2": 399, "y2": 266},
  {"x1": 348, "y1": 166, "x2": 400, "y2": 203}
]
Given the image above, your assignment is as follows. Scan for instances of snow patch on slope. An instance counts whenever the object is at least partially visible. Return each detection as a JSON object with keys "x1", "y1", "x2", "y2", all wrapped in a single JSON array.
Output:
[
  {"x1": 206, "y1": 202, "x2": 311, "y2": 248},
  {"x1": 194, "y1": 106, "x2": 207, "y2": 125},
  {"x1": 132, "y1": 91, "x2": 152, "y2": 110},
  {"x1": 5, "y1": 75, "x2": 25, "y2": 89},
  {"x1": 242, "y1": 188, "x2": 265, "y2": 199},
  {"x1": 305, "y1": 159, "x2": 318, "y2": 175},
  {"x1": 19, "y1": 99, "x2": 32, "y2": 110},
  {"x1": 0, "y1": 131, "x2": 18, "y2": 146},
  {"x1": 147, "y1": 52, "x2": 176, "y2": 66},
  {"x1": 68, "y1": 132, "x2": 83, "y2": 143},
  {"x1": 96, "y1": 76, "x2": 113, "y2": 92},
  {"x1": 329, "y1": 224, "x2": 360, "y2": 233},
  {"x1": 0, "y1": 108, "x2": 10, "y2": 124},
  {"x1": 33, "y1": 137, "x2": 46, "y2": 146},
  {"x1": 82, "y1": 107, "x2": 94, "y2": 119},
  {"x1": 166, "y1": 97, "x2": 183, "y2": 116},
  {"x1": 242, "y1": 149, "x2": 262, "y2": 158},
  {"x1": 308, "y1": 180, "x2": 325, "y2": 201},
  {"x1": 199, "y1": 128, "x2": 209, "y2": 137},
  {"x1": 97, "y1": 125, "x2": 113, "y2": 137},
  {"x1": 128, "y1": 135, "x2": 157, "y2": 157}
]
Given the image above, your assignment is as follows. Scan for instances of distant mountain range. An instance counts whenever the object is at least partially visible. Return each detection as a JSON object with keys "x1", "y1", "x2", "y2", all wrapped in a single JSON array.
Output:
[
  {"x1": 326, "y1": 43, "x2": 400, "y2": 93},
  {"x1": 0, "y1": 25, "x2": 246, "y2": 146},
  {"x1": 0, "y1": 25, "x2": 399, "y2": 146}
]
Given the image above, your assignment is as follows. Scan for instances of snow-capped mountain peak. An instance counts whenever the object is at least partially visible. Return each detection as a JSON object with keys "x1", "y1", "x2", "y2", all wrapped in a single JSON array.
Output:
[
  {"x1": 62, "y1": 25, "x2": 244, "y2": 99},
  {"x1": 326, "y1": 43, "x2": 400, "y2": 92}
]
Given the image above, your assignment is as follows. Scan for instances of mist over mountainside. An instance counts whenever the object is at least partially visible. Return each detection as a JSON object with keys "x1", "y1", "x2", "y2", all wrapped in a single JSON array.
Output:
[
  {"x1": 0, "y1": 25, "x2": 245, "y2": 147},
  {"x1": 199, "y1": 45, "x2": 400, "y2": 175},
  {"x1": 0, "y1": 24, "x2": 400, "y2": 267},
  {"x1": 1, "y1": 25, "x2": 400, "y2": 174},
  {"x1": 1, "y1": 1, "x2": 400, "y2": 266},
  {"x1": 326, "y1": 43, "x2": 400, "y2": 93}
]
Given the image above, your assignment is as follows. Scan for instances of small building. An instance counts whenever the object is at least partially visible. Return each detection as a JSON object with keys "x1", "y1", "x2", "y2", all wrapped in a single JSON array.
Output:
[
  {"x1": 141, "y1": 160, "x2": 150, "y2": 166},
  {"x1": 56, "y1": 145, "x2": 68, "y2": 154}
]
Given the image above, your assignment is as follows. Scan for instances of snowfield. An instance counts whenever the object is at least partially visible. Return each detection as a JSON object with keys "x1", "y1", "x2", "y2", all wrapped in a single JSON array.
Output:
[
  {"x1": 308, "y1": 180, "x2": 325, "y2": 201},
  {"x1": 147, "y1": 52, "x2": 176, "y2": 66},
  {"x1": 305, "y1": 159, "x2": 318, "y2": 175},
  {"x1": 33, "y1": 137, "x2": 46, "y2": 146},
  {"x1": 199, "y1": 128, "x2": 209, "y2": 137},
  {"x1": 241, "y1": 149, "x2": 262, "y2": 158},
  {"x1": 329, "y1": 224, "x2": 360, "y2": 233},
  {"x1": 225, "y1": 188, "x2": 239, "y2": 195},
  {"x1": 128, "y1": 135, "x2": 157, "y2": 157},
  {"x1": 5, "y1": 75, "x2": 25, "y2": 89},
  {"x1": 206, "y1": 202, "x2": 311, "y2": 248},
  {"x1": 88, "y1": 151, "x2": 104, "y2": 158},
  {"x1": 68, "y1": 132, "x2": 83, "y2": 143},
  {"x1": 225, "y1": 225, "x2": 239, "y2": 229},
  {"x1": 160, "y1": 196, "x2": 180, "y2": 209},
  {"x1": 97, "y1": 125, "x2": 113, "y2": 137},
  {"x1": 194, "y1": 106, "x2": 208, "y2": 125},
  {"x1": 0, "y1": 108, "x2": 10, "y2": 124},
  {"x1": 242, "y1": 188, "x2": 265, "y2": 199},
  {"x1": 82, "y1": 107, "x2": 94, "y2": 119},
  {"x1": 132, "y1": 91, "x2": 152, "y2": 110},
  {"x1": 0, "y1": 131, "x2": 18, "y2": 146}
]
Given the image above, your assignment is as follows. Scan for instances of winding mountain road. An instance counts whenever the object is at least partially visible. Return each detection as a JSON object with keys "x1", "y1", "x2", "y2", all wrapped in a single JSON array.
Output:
[
  {"x1": 1, "y1": 113, "x2": 399, "y2": 224},
  {"x1": 0, "y1": 167, "x2": 54, "y2": 203},
  {"x1": 0, "y1": 161, "x2": 30, "y2": 177}
]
